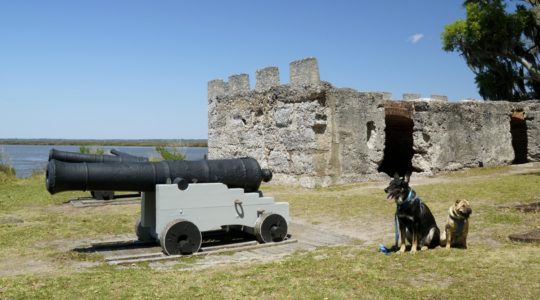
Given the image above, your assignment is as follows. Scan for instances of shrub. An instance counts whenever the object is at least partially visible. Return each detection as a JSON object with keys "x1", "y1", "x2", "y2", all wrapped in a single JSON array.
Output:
[
  {"x1": 79, "y1": 146, "x2": 105, "y2": 155},
  {"x1": 155, "y1": 146, "x2": 186, "y2": 161},
  {"x1": 0, "y1": 153, "x2": 15, "y2": 177}
]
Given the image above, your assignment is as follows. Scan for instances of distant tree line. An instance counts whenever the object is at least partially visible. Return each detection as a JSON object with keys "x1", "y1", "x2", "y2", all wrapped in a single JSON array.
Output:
[{"x1": 0, "y1": 139, "x2": 208, "y2": 148}]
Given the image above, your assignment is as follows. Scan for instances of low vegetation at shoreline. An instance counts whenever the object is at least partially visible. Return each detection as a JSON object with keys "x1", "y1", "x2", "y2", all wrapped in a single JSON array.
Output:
[
  {"x1": 0, "y1": 165, "x2": 539, "y2": 299},
  {"x1": 0, "y1": 138, "x2": 208, "y2": 148},
  {"x1": 0, "y1": 153, "x2": 15, "y2": 178}
]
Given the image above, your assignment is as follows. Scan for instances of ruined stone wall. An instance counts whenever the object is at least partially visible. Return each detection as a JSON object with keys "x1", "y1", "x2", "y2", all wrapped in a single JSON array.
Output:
[
  {"x1": 410, "y1": 101, "x2": 514, "y2": 172},
  {"x1": 407, "y1": 100, "x2": 540, "y2": 172},
  {"x1": 324, "y1": 89, "x2": 385, "y2": 183},
  {"x1": 208, "y1": 58, "x2": 386, "y2": 187},
  {"x1": 524, "y1": 102, "x2": 540, "y2": 161},
  {"x1": 208, "y1": 57, "x2": 540, "y2": 187}
]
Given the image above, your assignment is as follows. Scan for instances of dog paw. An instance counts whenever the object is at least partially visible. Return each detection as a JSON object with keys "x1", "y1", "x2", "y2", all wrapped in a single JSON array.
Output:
[{"x1": 420, "y1": 246, "x2": 428, "y2": 251}]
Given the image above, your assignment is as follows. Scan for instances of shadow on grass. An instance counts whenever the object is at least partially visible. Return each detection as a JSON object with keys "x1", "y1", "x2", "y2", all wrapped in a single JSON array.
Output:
[{"x1": 72, "y1": 229, "x2": 257, "y2": 254}]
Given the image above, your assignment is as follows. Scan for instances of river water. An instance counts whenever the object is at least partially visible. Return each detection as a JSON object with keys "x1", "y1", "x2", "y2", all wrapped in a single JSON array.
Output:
[{"x1": 0, "y1": 145, "x2": 208, "y2": 178}]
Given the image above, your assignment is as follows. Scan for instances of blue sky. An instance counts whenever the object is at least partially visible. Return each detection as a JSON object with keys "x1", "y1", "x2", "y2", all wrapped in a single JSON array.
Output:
[{"x1": 0, "y1": 0, "x2": 478, "y2": 139}]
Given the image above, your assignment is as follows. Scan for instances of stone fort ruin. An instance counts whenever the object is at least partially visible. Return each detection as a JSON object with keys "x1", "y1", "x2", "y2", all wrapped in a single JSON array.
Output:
[{"x1": 208, "y1": 57, "x2": 540, "y2": 187}]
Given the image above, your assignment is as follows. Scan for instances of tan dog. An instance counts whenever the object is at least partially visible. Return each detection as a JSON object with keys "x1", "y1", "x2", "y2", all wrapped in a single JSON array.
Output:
[{"x1": 440, "y1": 199, "x2": 472, "y2": 249}]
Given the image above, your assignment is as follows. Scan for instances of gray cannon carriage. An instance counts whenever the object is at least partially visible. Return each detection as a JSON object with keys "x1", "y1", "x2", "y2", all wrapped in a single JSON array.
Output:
[{"x1": 45, "y1": 157, "x2": 290, "y2": 255}]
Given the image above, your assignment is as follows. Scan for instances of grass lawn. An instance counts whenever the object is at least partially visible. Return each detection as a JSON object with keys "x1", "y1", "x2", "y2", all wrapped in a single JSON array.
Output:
[{"x1": 0, "y1": 165, "x2": 539, "y2": 299}]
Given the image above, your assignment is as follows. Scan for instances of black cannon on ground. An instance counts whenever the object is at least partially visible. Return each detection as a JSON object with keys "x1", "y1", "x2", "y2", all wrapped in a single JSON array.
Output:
[
  {"x1": 48, "y1": 149, "x2": 149, "y2": 200},
  {"x1": 46, "y1": 157, "x2": 272, "y2": 194},
  {"x1": 45, "y1": 157, "x2": 288, "y2": 256}
]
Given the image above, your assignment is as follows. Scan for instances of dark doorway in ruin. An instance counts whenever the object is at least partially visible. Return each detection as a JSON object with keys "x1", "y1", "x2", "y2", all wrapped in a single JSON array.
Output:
[
  {"x1": 378, "y1": 113, "x2": 415, "y2": 177},
  {"x1": 510, "y1": 111, "x2": 528, "y2": 164}
]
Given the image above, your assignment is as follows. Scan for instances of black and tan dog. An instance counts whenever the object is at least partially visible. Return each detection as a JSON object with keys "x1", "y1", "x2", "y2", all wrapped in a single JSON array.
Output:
[
  {"x1": 440, "y1": 199, "x2": 472, "y2": 249},
  {"x1": 384, "y1": 173, "x2": 440, "y2": 253}
]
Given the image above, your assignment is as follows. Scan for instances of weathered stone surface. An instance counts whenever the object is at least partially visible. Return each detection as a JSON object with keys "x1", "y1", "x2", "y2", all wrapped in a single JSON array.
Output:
[
  {"x1": 403, "y1": 93, "x2": 421, "y2": 100},
  {"x1": 290, "y1": 57, "x2": 320, "y2": 87},
  {"x1": 274, "y1": 107, "x2": 292, "y2": 128},
  {"x1": 323, "y1": 89, "x2": 385, "y2": 183},
  {"x1": 524, "y1": 102, "x2": 540, "y2": 161},
  {"x1": 381, "y1": 92, "x2": 392, "y2": 100},
  {"x1": 208, "y1": 57, "x2": 540, "y2": 188},
  {"x1": 228, "y1": 74, "x2": 250, "y2": 95},
  {"x1": 208, "y1": 79, "x2": 227, "y2": 101},
  {"x1": 267, "y1": 150, "x2": 289, "y2": 172},
  {"x1": 430, "y1": 94, "x2": 448, "y2": 102},
  {"x1": 255, "y1": 67, "x2": 280, "y2": 92},
  {"x1": 410, "y1": 101, "x2": 514, "y2": 172}
]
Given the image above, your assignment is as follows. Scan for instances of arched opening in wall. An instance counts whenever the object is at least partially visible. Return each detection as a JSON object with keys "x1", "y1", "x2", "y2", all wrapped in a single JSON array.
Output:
[
  {"x1": 378, "y1": 103, "x2": 416, "y2": 177},
  {"x1": 510, "y1": 110, "x2": 528, "y2": 164}
]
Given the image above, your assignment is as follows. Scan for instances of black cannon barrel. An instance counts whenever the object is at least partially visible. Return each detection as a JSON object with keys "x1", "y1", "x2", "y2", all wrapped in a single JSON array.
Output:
[
  {"x1": 110, "y1": 149, "x2": 140, "y2": 158},
  {"x1": 49, "y1": 149, "x2": 148, "y2": 163},
  {"x1": 46, "y1": 157, "x2": 272, "y2": 194}
]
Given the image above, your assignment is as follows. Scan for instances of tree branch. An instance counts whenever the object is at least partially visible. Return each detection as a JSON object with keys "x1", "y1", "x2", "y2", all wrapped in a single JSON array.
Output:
[{"x1": 510, "y1": 53, "x2": 540, "y2": 82}]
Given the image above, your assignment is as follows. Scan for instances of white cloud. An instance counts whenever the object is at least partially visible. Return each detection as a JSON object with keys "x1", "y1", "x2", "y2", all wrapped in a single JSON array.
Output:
[{"x1": 408, "y1": 33, "x2": 424, "y2": 44}]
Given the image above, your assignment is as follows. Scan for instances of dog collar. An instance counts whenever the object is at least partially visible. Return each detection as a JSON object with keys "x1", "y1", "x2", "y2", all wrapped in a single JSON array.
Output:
[
  {"x1": 399, "y1": 190, "x2": 417, "y2": 207},
  {"x1": 449, "y1": 213, "x2": 466, "y2": 221},
  {"x1": 405, "y1": 190, "x2": 415, "y2": 202}
]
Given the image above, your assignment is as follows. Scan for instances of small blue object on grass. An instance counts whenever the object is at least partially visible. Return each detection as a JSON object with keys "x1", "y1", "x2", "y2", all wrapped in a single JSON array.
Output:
[{"x1": 379, "y1": 244, "x2": 391, "y2": 255}]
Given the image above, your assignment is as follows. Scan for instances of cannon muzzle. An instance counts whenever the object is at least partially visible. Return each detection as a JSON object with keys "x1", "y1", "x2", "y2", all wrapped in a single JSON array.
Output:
[{"x1": 46, "y1": 157, "x2": 272, "y2": 194}]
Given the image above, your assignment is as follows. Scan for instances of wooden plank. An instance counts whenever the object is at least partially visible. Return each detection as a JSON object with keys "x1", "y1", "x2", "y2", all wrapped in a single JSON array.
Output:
[
  {"x1": 108, "y1": 239, "x2": 298, "y2": 265},
  {"x1": 200, "y1": 240, "x2": 258, "y2": 252},
  {"x1": 384, "y1": 101, "x2": 414, "y2": 118},
  {"x1": 105, "y1": 252, "x2": 164, "y2": 262},
  {"x1": 70, "y1": 197, "x2": 140, "y2": 208},
  {"x1": 512, "y1": 110, "x2": 525, "y2": 120},
  {"x1": 104, "y1": 241, "x2": 260, "y2": 262}
]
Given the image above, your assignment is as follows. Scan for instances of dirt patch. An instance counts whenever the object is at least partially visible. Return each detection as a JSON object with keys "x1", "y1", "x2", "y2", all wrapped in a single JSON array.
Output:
[
  {"x1": 508, "y1": 229, "x2": 540, "y2": 243},
  {"x1": 0, "y1": 258, "x2": 53, "y2": 277},
  {"x1": 503, "y1": 201, "x2": 540, "y2": 213},
  {"x1": 300, "y1": 218, "x2": 391, "y2": 245}
]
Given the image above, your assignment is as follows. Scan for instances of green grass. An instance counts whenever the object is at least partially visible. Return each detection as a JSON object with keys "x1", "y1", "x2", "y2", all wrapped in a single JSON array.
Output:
[
  {"x1": 0, "y1": 167, "x2": 539, "y2": 299},
  {"x1": 0, "y1": 245, "x2": 538, "y2": 299}
]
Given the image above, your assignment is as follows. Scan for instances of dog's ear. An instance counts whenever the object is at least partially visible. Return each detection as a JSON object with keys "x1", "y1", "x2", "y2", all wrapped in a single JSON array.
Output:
[
  {"x1": 404, "y1": 172, "x2": 411, "y2": 184},
  {"x1": 455, "y1": 199, "x2": 461, "y2": 204},
  {"x1": 393, "y1": 172, "x2": 399, "y2": 180}
]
